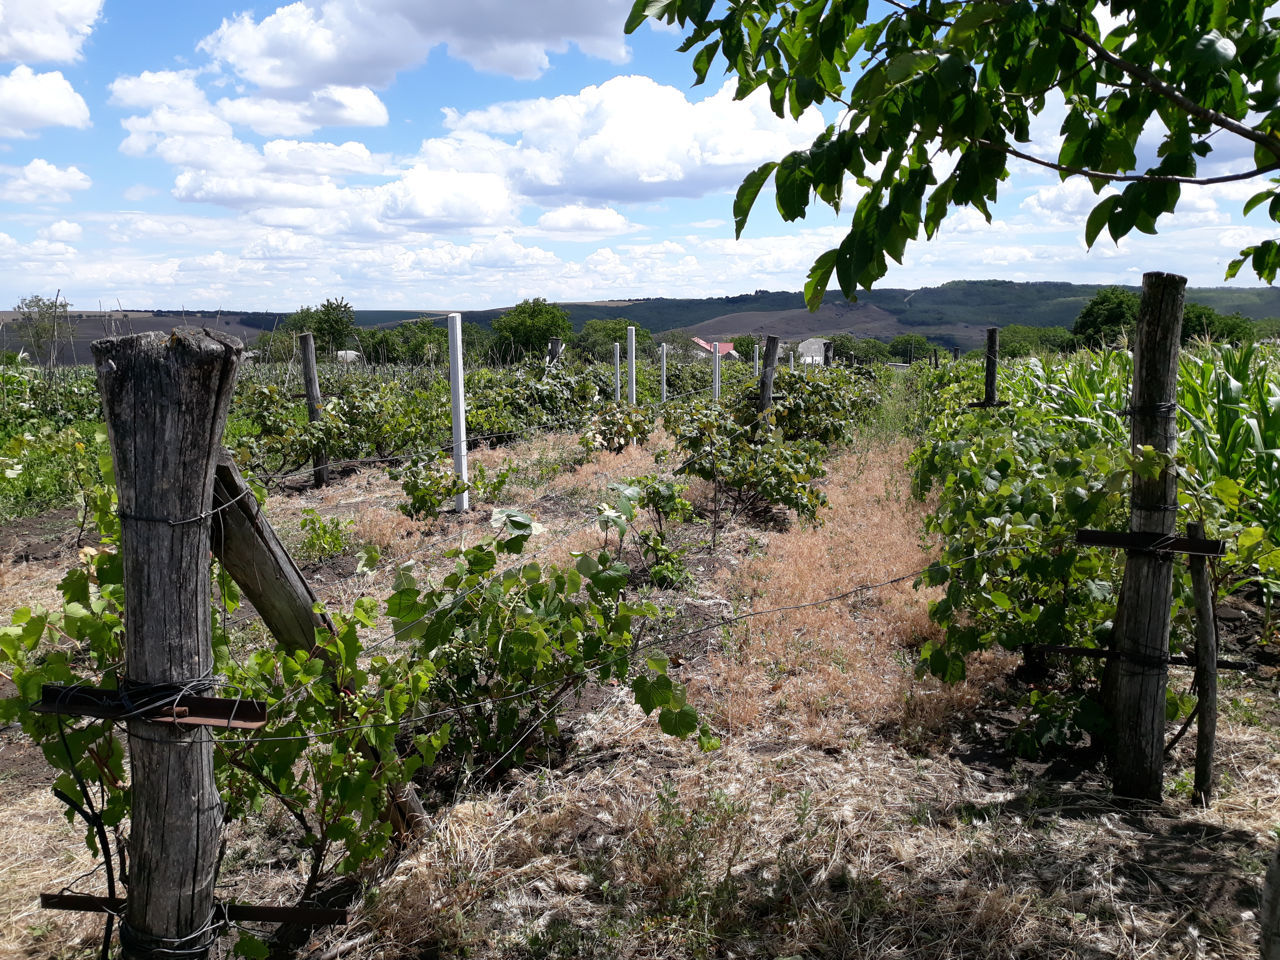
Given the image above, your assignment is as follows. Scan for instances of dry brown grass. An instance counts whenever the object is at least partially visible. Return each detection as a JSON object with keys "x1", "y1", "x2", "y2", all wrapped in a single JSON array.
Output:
[
  {"x1": 0, "y1": 739, "x2": 100, "y2": 960},
  {"x1": 687, "y1": 441, "x2": 999, "y2": 752}
]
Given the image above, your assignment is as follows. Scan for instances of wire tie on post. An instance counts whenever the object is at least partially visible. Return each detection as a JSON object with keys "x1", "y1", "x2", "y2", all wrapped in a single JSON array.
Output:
[{"x1": 1119, "y1": 401, "x2": 1178, "y2": 418}]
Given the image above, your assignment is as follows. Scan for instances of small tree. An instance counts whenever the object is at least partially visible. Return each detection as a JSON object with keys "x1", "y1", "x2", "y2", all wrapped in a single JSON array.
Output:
[
  {"x1": 575, "y1": 318, "x2": 655, "y2": 363},
  {"x1": 491, "y1": 298, "x2": 572, "y2": 362},
  {"x1": 1073, "y1": 287, "x2": 1139, "y2": 346},
  {"x1": 14, "y1": 294, "x2": 69, "y2": 367},
  {"x1": 888, "y1": 333, "x2": 930, "y2": 362},
  {"x1": 283, "y1": 298, "x2": 356, "y2": 356},
  {"x1": 730, "y1": 333, "x2": 759, "y2": 359},
  {"x1": 1181, "y1": 304, "x2": 1254, "y2": 344},
  {"x1": 1000, "y1": 325, "x2": 1076, "y2": 357}
]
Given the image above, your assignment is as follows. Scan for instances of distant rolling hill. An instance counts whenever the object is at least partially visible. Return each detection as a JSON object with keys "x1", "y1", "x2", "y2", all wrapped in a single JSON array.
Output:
[
  {"x1": 550, "y1": 281, "x2": 1280, "y2": 351},
  {"x1": 14, "y1": 280, "x2": 1280, "y2": 362}
]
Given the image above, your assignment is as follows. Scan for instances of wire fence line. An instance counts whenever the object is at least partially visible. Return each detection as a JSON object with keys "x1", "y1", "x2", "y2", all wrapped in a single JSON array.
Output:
[
  {"x1": 244, "y1": 365, "x2": 759, "y2": 491},
  {"x1": 113, "y1": 533, "x2": 1070, "y2": 750}
]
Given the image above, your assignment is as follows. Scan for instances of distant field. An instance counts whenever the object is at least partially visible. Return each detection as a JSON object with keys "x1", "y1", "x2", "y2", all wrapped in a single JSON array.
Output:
[{"x1": 0, "y1": 311, "x2": 280, "y2": 364}]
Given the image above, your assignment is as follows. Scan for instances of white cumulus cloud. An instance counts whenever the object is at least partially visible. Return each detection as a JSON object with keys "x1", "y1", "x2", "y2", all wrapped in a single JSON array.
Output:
[
  {"x1": 40, "y1": 219, "x2": 82, "y2": 241},
  {"x1": 1020, "y1": 178, "x2": 1120, "y2": 229},
  {"x1": 0, "y1": 0, "x2": 102, "y2": 63},
  {"x1": 109, "y1": 70, "x2": 208, "y2": 111},
  {"x1": 197, "y1": 0, "x2": 632, "y2": 90},
  {"x1": 0, "y1": 158, "x2": 91, "y2": 202},
  {"x1": 437, "y1": 76, "x2": 826, "y2": 203},
  {"x1": 536, "y1": 204, "x2": 632, "y2": 236},
  {"x1": 216, "y1": 85, "x2": 389, "y2": 136},
  {"x1": 0, "y1": 65, "x2": 90, "y2": 137}
]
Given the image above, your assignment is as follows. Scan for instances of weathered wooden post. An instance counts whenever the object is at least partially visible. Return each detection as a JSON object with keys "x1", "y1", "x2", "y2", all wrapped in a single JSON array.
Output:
[
  {"x1": 757, "y1": 335, "x2": 780, "y2": 413},
  {"x1": 823, "y1": 341, "x2": 834, "y2": 367},
  {"x1": 932, "y1": 348, "x2": 938, "y2": 369},
  {"x1": 613, "y1": 343, "x2": 621, "y2": 402},
  {"x1": 1108, "y1": 272, "x2": 1185, "y2": 801},
  {"x1": 92, "y1": 328, "x2": 241, "y2": 960},
  {"x1": 1264, "y1": 845, "x2": 1280, "y2": 960},
  {"x1": 300, "y1": 332, "x2": 328, "y2": 487},
  {"x1": 212, "y1": 451, "x2": 335, "y2": 644},
  {"x1": 660, "y1": 343, "x2": 667, "y2": 402},
  {"x1": 984, "y1": 328, "x2": 999, "y2": 406},
  {"x1": 627, "y1": 326, "x2": 636, "y2": 405},
  {"x1": 712, "y1": 342, "x2": 721, "y2": 400},
  {"x1": 547, "y1": 337, "x2": 563, "y2": 364},
  {"x1": 1189, "y1": 520, "x2": 1218, "y2": 807},
  {"x1": 907, "y1": 343, "x2": 914, "y2": 365},
  {"x1": 448, "y1": 312, "x2": 469, "y2": 514},
  {"x1": 952, "y1": 346, "x2": 960, "y2": 361}
]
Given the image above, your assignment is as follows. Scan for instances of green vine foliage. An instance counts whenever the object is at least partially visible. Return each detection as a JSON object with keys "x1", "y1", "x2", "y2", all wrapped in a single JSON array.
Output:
[
  {"x1": 662, "y1": 366, "x2": 880, "y2": 525},
  {"x1": 911, "y1": 346, "x2": 1280, "y2": 753},
  {"x1": 578, "y1": 402, "x2": 657, "y2": 454},
  {"x1": 0, "y1": 454, "x2": 127, "y2": 854},
  {"x1": 0, "y1": 477, "x2": 718, "y2": 931},
  {"x1": 392, "y1": 455, "x2": 468, "y2": 520}
]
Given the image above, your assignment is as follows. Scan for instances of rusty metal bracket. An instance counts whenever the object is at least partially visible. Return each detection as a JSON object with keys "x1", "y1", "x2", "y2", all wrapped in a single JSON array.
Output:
[
  {"x1": 40, "y1": 893, "x2": 348, "y2": 925},
  {"x1": 1076, "y1": 529, "x2": 1226, "y2": 558},
  {"x1": 30, "y1": 684, "x2": 267, "y2": 730}
]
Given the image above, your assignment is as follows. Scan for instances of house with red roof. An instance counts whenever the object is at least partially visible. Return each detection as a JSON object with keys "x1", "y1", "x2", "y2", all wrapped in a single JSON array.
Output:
[{"x1": 690, "y1": 337, "x2": 739, "y2": 360}]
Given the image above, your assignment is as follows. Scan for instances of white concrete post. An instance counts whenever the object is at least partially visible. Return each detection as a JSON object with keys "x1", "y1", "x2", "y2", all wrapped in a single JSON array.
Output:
[
  {"x1": 448, "y1": 312, "x2": 469, "y2": 513},
  {"x1": 790, "y1": 351, "x2": 795, "y2": 372},
  {"x1": 613, "y1": 342, "x2": 621, "y2": 402},
  {"x1": 713, "y1": 342, "x2": 721, "y2": 401},
  {"x1": 754, "y1": 342, "x2": 760, "y2": 376},
  {"x1": 627, "y1": 326, "x2": 636, "y2": 405},
  {"x1": 660, "y1": 343, "x2": 667, "y2": 402}
]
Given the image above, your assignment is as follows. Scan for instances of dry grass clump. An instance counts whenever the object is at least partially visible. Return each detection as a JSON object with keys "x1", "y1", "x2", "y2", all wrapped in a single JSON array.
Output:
[
  {"x1": 362, "y1": 687, "x2": 1265, "y2": 960},
  {"x1": 0, "y1": 739, "x2": 100, "y2": 960},
  {"x1": 688, "y1": 441, "x2": 968, "y2": 748}
]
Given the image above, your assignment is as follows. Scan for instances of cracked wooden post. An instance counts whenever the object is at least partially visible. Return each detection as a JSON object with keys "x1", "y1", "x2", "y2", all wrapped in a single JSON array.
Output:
[
  {"x1": 300, "y1": 332, "x2": 329, "y2": 487},
  {"x1": 757, "y1": 335, "x2": 780, "y2": 413},
  {"x1": 1264, "y1": 843, "x2": 1280, "y2": 960},
  {"x1": 93, "y1": 327, "x2": 241, "y2": 960},
  {"x1": 1107, "y1": 271, "x2": 1185, "y2": 801}
]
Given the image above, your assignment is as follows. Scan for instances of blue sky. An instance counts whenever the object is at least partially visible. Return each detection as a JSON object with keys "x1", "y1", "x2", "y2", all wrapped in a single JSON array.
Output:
[{"x1": 1, "y1": 1, "x2": 1276, "y2": 311}]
